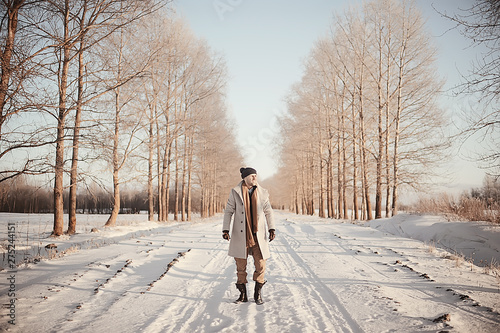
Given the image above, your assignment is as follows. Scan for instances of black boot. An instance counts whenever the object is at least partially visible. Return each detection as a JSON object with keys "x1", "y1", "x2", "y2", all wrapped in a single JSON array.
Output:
[
  {"x1": 235, "y1": 283, "x2": 248, "y2": 303},
  {"x1": 254, "y1": 281, "x2": 266, "y2": 305}
]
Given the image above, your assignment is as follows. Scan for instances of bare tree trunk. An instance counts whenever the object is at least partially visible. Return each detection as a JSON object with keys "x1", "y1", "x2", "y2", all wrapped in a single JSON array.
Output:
[
  {"x1": 326, "y1": 157, "x2": 332, "y2": 218},
  {"x1": 160, "y1": 153, "x2": 167, "y2": 221},
  {"x1": 385, "y1": 53, "x2": 392, "y2": 218},
  {"x1": 199, "y1": 143, "x2": 206, "y2": 218},
  {"x1": 336, "y1": 134, "x2": 342, "y2": 219},
  {"x1": 160, "y1": 135, "x2": 170, "y2": 222},
  {"x1": 186, "y1": 134, "x2": 193, "y2": 220},
  {"x1": 0, "y1": 0, "x2": 23, "y2": 138},
  {"x1": 211, "y1": 163, "x2": 217, "y2": 216},
  {"x1": 105, "y1": 87, "x2": 121, "y2": 227},
  {"x1": 148, "y1": 116, "x2": 154, "y2": 221},
  {"x1": 326, "y1": 137, "x2": 333, "y2": 218},
  {"x1": 341, "y1": 111, "x2": 348, "y2": 219},
  {"x1": 352, "y1": 92, "x2": 359, "y2": 220},
  {"x1": 104, "y1": 27, "x2": 127, "y2": 228},
  {"x1": 359, "y1": 78, "x2": 373, "y2": 221},
  {"x1": 318, "y1": 144, "x2": 325, "y2": 218},
  {"x1": 300, "y1": 165, "x2": 306, "y2": 215},
  {"x1": 53, "y1": 117, "x2": 66, "y2": 235},
  {"x1": 146, "y1": 67, "x2": 158, "y2": 222},
  {"x1": 200, "y1": 187, "x2": 204, "y2": 218},
  {"x1": 310, "y1": 154, "x2": 315, "y2": 215},
  {"x1": 68, "y1": 48, "x2": 83, "y2": 234},
  {"x1": 165, "y1": 144, "x2": 171, "y2": 221},
  {"x1": 201, "y1": 176, "x2": 207, "y2": 218},
  {"x1": 392, "y1": 12, "x2": 410, "y2": 217},
  {"x1": 173, "y1": 136, "x2": 178, "y2": 220},
  {"x1": 375, "y1": 34, "x2": 384, "y2": 220},
  {"x1": 68, "y1": 5, "x2": 88, "y2": 234},
  {"x1": 156, "y1": 115, "x2": 163, "y2": 221},
  {"x1": 181, "y1": 134, "x2": 187, "y2": 221},
  {"x1": 53, "y1": 0, "x2": 71, "y2": 236},
  {"x1": 160, "y1": 93, "x2": 172, "y2": 222},
  {"x1": 291, "y1": 180, "x2": 296, "y2": 214},
  {"x1": 392, "y1": 64, "x2": 403, "y2": 217}
]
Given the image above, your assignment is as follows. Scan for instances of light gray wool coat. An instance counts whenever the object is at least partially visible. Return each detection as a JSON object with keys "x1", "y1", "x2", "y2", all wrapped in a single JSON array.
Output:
[{"x1": 222, "y1": 181, "x2": 275, "y2": 259}]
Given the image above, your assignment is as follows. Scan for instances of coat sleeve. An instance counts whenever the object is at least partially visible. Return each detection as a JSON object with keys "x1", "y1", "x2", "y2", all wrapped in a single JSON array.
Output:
[
  {"x1": 222, "y1": 189, "x2": 235, "y2": 232},
  {"x1": 262, "y1": 189, "x2": 275, "y2": 230}
]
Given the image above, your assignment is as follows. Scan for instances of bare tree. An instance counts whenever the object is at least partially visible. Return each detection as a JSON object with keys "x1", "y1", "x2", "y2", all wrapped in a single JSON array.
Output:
[
  {"x1": 101, "y1": 22, "x2": 149, "y2": 227},
  {"x1": 0, "y1": 1, "x2": 55, "y2": 183},
  {"x1": 439, "y1": 0, "x2": 500, "y2": 177},
  {"x1": 47, "y1": 0, "x2": 72, "y2": 236}
]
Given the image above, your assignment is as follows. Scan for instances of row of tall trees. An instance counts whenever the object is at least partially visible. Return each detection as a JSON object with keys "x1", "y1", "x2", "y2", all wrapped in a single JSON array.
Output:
[
  {"x1": 276, "y1": 0, "x2": 448, "y2": 220},
  {"x1": 0, "y1": 1, "x2": 243, "y2": 235}
]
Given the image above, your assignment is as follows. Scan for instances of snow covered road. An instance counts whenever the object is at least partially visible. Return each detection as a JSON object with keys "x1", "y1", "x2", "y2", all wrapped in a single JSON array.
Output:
[{"x1": 1, "y1": 211, "x2": 499, "y2": 332}]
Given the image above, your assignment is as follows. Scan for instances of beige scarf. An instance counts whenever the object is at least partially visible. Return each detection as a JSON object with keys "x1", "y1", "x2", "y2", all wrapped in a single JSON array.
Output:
[{"x1": 241, "y1": 182, "x2": 258, "y2": 248}]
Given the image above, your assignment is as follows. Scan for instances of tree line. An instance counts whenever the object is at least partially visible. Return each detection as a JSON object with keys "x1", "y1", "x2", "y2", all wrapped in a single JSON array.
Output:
[
  {"x1": 0, "y1": 0, "x2": 243, "y2": 235},
  {"x1": 0, "y1": 175, "x2": 208, "y2": 215},
  {"x1": 274, "y1": 0, "x2": 448, "y2": 220}
]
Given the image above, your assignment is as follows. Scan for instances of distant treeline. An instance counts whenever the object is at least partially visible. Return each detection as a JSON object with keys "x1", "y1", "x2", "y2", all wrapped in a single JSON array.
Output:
[{"x1": 0, "y1": 177, "x2": 201, "y2": 215}]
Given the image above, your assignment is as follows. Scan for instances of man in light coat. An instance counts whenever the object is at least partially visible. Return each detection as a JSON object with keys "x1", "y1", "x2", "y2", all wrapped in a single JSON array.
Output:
[{"x1": 222, "y1": 167, "x2": 275, "y2": 305}]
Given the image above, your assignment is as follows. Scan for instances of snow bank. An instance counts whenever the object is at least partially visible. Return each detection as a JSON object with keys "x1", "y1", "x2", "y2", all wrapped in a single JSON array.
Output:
[
  {"x1": 0, "y1": 213, "x2": 184, "y2": 270},
  {"x1": 367, "y1": 213, "x2": 500, "y2": 266}
]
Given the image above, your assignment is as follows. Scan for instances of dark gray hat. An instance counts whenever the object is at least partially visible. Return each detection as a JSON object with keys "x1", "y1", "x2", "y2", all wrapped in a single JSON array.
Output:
[{"x1": 240, "y1": 167, "x2": 257, "y2": 179}]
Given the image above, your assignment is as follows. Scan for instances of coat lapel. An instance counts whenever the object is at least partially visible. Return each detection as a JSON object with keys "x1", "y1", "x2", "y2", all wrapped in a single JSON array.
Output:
[
  {"x1": 233, "y1": 181, "x2": 244, "y2": 205},
  {"x1": 256, "y1": 186, "x2": 262, "y2": 220}
]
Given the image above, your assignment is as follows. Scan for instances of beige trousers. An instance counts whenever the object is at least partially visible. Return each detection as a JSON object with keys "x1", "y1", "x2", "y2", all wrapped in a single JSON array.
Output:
[{"x1": 235, "y1": 242, "x2": 266, "y2": 284}]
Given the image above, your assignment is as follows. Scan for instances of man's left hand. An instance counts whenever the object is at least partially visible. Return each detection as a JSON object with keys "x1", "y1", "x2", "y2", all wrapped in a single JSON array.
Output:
[{"x1": 269, "y1": 229, "x2": 275, "y2": 242}]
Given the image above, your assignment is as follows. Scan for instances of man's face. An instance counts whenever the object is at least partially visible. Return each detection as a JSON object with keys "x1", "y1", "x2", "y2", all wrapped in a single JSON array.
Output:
[{"x1": 244, "y1": 174, "x2": 257, "y2": 187}]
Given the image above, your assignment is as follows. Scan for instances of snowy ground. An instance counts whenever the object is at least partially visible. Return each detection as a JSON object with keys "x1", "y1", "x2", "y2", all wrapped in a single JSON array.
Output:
[{"x1": 1, "y1": 211, "x2": 499, "y2": 332}]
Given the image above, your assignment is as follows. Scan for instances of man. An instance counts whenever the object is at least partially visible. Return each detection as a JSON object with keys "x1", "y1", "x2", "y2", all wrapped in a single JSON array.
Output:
[{"x1": 222, "y1": 167, "x2": 275, "y2": 305}]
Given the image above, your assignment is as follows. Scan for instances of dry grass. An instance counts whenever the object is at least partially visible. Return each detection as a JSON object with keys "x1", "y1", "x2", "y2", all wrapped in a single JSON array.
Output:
[
  {"x1": 426, "y1": 241, "x2": 436, "y2": 254},
  {"x1": 482, "y1": 258, "x2": 500, "y2": 281},
  {"x1": 442, "y1": 252, "x2": 465, "y2": 268},
  {"x1": 413, "y1": 193, "x2": 499, "y2": 224}
]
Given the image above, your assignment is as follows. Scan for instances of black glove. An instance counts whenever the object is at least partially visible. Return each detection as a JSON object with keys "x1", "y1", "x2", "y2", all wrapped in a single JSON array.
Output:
[
  {"x1": 269, "y1": 229, "x2": 275, "y2": 242},
  {"x1": 223, "y1": 230, "x2": 230, "y2": 240}
]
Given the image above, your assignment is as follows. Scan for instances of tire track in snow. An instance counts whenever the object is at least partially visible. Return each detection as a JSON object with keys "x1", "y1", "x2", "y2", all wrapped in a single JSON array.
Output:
[
  {"x1": 138, "y1": 239, "x2": 237, "y2": 333},
  {"x1": 47, "y1": 238, "x2": 191, "y2": 332},
  {"x1": 348, "y1": 235, "x2": 498, "y2": 326},
  {"x1": 57, "y1": 222, "x2": 231, "y2": 333},
  {"x1": 13, "y1": 241, "x2": 168, "y2": 333},
  {"x1": 285, "y1": 218, "x2": 398, "y2": 281},
  {"x1": 271, "y1": 232, "x2": 364, "y2": 333},
  {"x1": 295, "y1": 223, "x2": 500, "y2": 331}
]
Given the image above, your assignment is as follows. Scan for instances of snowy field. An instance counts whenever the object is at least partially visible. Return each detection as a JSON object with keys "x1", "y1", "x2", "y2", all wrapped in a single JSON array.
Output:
[{"x1": 1, "y1": 211, "x2": 499, "y2": 332}]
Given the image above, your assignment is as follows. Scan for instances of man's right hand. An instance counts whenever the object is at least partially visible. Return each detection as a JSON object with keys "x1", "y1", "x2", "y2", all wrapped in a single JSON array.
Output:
[{"x1": 223, "y1": 230, "x2": 230, "y2": 240}]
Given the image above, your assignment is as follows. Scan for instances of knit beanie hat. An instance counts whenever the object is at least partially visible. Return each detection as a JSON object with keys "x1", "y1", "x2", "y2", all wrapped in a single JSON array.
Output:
[{"x1": 240, "y1": 167, "x2": 257, "y2": 179}]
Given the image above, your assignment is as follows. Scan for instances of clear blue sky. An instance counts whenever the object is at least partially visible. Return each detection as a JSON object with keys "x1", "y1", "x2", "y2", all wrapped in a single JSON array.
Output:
[{"x1": 173, "y1": 0, "x2": 483, "y2": 192}]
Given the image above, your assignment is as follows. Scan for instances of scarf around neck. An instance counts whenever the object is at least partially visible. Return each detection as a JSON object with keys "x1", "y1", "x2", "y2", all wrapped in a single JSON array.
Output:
[{"x1": 241, "y1": 182, "x2": 258, "y2": 248}]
